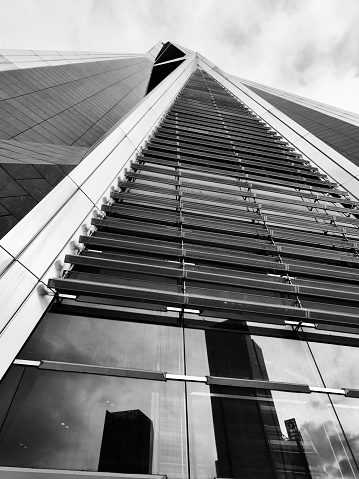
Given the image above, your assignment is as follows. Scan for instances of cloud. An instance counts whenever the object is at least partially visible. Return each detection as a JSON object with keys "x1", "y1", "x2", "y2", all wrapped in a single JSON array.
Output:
[
  {"x1": 300, "y1": 419, "x2": 359, "y2": 477},
  {"x1": 0, "y1": 0, "x2": 358, "y2": 111},
  {"x1": 0, "y1": 369, "x2": 186, "y2": 473},
  {"x1": 294, "y1": 45, "x2": 319, "y2": 75}
]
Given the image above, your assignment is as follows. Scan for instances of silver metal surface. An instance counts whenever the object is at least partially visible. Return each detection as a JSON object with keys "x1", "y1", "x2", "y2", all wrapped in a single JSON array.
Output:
[
  {"x1": 13, "y1": 359, "x2": 41, "y2": 366},
  {"x1": 310, "y1": 386, "x2": 346, "y2": 395},
  {"x1": 166, "y1": 373, "x2": 207, "y2": 382}
]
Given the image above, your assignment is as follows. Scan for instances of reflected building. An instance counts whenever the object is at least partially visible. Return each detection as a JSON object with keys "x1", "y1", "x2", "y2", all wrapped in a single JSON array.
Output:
[
  {"x1": 0, "y1": 41, "x2": 359, "y2": 479},
  {"x1": 205, "y1": 327, "x2": 320, "y2": 478},
  {"x1": 98, "y1": 409, "x2": 153, "y2": 474},
  {"x1": 205, "y1": 328, "x2": 275, "y2": 477},
  {"x1": 284, "y1": 418, "x2": 312, "y2": 477}
]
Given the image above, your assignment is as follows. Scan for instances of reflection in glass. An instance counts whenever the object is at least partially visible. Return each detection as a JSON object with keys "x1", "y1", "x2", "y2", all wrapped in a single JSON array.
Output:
[
  {"x1": 308, "y1": 341, "x2": 359, "y2": 389},
  {"x1": 98, "y1": 409, "x2": 153, "y2": 474},
  {"x1": 18, "y1": 313, "x2": 184, "y2": 374},
  {"x1": 185, "y1": 328, "x2": 322, "y2": 386},
  {"x1": 331, "y1": 395, "x2": 359, "y2": 473},
  {"x1": 187, "y1": 384, "x2": 357, "y2": 478},
  {"x1": 0, "y1": 368, "x2": 188, "y2": 478},
  {"x1": 0, "y1": 366, "x2": 24, "y2": 431}
]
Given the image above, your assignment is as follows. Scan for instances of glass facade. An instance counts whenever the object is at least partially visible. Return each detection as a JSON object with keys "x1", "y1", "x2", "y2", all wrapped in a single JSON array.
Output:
[
  {"x1": 187, "y1": 385, "x2": 356, "y2": 478},
  {"x1": 1, "y1": 67, "x2": 359, "y2": 479},
  {"x1": 18, "y1": 313, "x2": 184, "y2": 374},
  {"x1": 185, "y1": 329, "x2": 323, "y2": 385},
  {"x1": 0, "y1": 368, "x2": 187, "y2": 476}
]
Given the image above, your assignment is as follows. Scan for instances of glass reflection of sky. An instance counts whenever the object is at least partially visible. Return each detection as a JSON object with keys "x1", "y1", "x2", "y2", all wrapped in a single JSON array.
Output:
[
  {"x1": 0, "y1": 369, "x2": 188, "y2": 479},
  {"x1": 19, "y1": 313, "x2": 184, "y2": 374},
  {"x1": 331, "y1": 395, "x2": 359, "y2": 470},
  {"x1": 187, "y1": 385, "x2": 358, "y2": 479},
  {"x1": 309, "y1": 342, "x2": 359, "y2": 389},
  {"x1": 272, "y1": 392, "x2": 357, "y2": 478}
]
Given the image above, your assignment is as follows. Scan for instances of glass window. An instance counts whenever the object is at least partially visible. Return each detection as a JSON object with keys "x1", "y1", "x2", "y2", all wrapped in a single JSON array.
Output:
[
  {"x1": 18, "y1": 313, "x2": 184, "y2": 374},
  {"x1": 331, "y1": 395, "x2": 359, "y2": 471},
  {"x1": 185, "y1": 329, "x2": 322, "y2": 386},
  {"x1": 0, "y1": 368, "x2": 187, "y2": 478},
  {"x1": 308, "y1": 341, "x2": 359, "y2": 389},
  {"x1": 187, "y1": 383, "x2": 357, "y2": 478},
  {"x1": 0, "y1": 366, "x2": 24, "y2": 431}
]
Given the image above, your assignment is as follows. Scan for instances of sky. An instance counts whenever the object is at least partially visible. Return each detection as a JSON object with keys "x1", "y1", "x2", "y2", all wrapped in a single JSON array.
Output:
[{"x1": 1, "y1": 0, "x2": 359, "y2": 113}]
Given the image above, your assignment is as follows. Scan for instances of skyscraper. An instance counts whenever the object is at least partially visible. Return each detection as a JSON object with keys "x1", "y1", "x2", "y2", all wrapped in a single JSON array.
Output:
[{"x1": 1, "y1": 42, "x2": 359, "y2": 478}]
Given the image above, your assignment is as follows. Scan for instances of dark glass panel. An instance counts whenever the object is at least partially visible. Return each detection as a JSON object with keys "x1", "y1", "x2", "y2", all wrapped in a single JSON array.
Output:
[
  {"x1": 18, "y1": 313, "x2": 184, "y2": 374},
  {"x1": 308, "y1": 341, "x2": 359, "y2": 389},
  {"x1": 0, "y1": 368, "x2": 187, "y2": 478},
  {"x1": 187, "y1": 383, "x2": 357, "y2": 478},
  {"x1": 185, "y1": 329, "x2": 322, "y2": 385},
  {"x1": 0, "y1": 366, "x2": 24, "y2": 431}
]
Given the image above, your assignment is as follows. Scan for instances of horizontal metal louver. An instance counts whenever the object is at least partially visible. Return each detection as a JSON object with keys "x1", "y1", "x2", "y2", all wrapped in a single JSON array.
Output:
[{"x1": 48, "y1": 69, "x2": 359, "y2": 331}]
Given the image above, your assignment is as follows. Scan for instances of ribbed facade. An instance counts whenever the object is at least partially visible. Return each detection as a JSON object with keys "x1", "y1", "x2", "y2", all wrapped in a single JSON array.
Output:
[{"x1": 1, "y1": 68, "x2": 359, "y2": 478}]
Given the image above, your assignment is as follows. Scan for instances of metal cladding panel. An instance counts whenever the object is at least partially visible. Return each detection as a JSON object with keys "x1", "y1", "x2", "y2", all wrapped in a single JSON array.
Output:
[
  {"x1": 0, "y1": 141, "x2": 87, "y2": 237},
  {"x1": 0, "y1": 57, "x2": 153, "y2": 147},
  {"x1": 245, "y1": 84, "x2": 359, "y2": 170},
  {"x1": 238, "y1": 77, "x2": 359, "y2": 127},
  {"x1": 0, "y1": 57, "x2": 154, "y2": 238},
  {"x1": 0, "y1": 49, "x2": 146, "y2": 71}
]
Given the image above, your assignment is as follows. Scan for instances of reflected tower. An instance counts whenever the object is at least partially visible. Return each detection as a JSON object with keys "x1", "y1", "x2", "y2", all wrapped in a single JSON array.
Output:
[
  {"x1": 205, "y1": 327, "x2": 317, "y2": 478},
  {"x1": 98, "y1": 409, "x2": 153, "y2": 474}
]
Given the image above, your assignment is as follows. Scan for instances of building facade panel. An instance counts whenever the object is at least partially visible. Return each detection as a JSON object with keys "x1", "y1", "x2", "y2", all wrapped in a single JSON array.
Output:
[
  {"x1": 0, "y1": 56, "x2": 154, "y2": 237},
  {"x1": 245, "y1": 84, "x2": 359, "y2": 170},
  {"x1": 238, "y1": 76, "x2": 359, "y2": 128},
  {"x1": 0, "y1": 57, "x2": 153, "y2": 146},
  {"x1": 0, "y1": 49, "x2": 145, "y2": 72},
  {"x1": 0, "y1": 141, "x2": 87, "y2": 237}
]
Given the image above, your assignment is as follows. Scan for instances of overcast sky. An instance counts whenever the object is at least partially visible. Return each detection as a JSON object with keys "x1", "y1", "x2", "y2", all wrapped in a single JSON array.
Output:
[{"x1": 1, "y1": 0, "x2": 359, "y2": 113}]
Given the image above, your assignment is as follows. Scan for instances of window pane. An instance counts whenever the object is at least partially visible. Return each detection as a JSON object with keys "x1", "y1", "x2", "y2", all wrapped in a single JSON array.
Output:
[
  {"x1": 187, "y1": 384, "x2": 357, "y2": 478},
  {"x1": 331, "y1": 395, "x2": 359, "y2": 471},
  {"x1": 185, "y1": 329, "x2": 322, "y2": 386},
  {"x1": 0, "y1": 365, "x2": 24, "y2": 431},
  {"x1": 18, "y1": 313, "x2": 184, "y2": 374},
  {"x1": 308, "y1": 341, "x2": 359, "y2": 389},
  {"x1": 0, "y1": 368, "x2": 188, "y2": 478}
]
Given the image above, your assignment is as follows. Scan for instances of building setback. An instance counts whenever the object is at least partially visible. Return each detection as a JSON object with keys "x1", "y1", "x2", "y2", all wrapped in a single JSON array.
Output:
[{"x1": 1, "y1": 43, "x2": 359, "y2": 478}]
